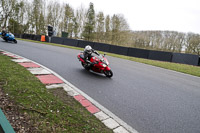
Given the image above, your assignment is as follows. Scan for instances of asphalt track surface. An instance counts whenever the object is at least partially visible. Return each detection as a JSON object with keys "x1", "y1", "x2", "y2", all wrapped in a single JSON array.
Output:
[{"x1": 1, "y1": 40, "x2": 200, "y2": 133}]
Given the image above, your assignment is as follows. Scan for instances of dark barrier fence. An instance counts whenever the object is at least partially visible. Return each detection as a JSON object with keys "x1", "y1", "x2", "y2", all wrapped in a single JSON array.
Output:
[
  {"x1": 109, "y1": 45, "x2": 129, "y2": 56},
  {"x1": 199, "y1": 57, "x2": 200, "y2": 66},
  {"x1": 172, "y1": 53, "x2": 200, "y2": 66},
  {"x1": 36, "y1": 35, "x2": 41, "y2": 41},
  {"x1": 63, "y1": 38, "x2": 78, "y2": 47},
  {"x1": 26, "y1": 34, "x2": 31, "y2": 39},
  {"x1": 78, "y1": 40, "x2": 95, "y2": 48},
  {"x1": 30, "y1": 34, "x2": 35, "y2": 40},
  {"x1": 21, "y1": 34, "x2": 25, "y2": 39},
  {"x1": 16, "y1": 34, "x2": 200, "y2": 66},
  {"x1": 45, "y1": 36, "x2": 49, "y2": 42},
  {"x1": 51, "y1": 37, "x2": 64, "y2": 44},
  {"x1": 33, "y1": 34, "x2": 37, "y2": 40},
  {"x1": 23, "y1": 34, "x2": 30, "y2": 39},
  {"x1": 148, "y1": 50, "x2": 173, "y2": 62},
  {"x1": 128, "y1": 48, "x2": 150, "y2": 59},
  {"x1": 14, "y1": 33, "x2": 20, "y2": 38},
  {"x1": 93, "y1": 42, "x2": 111, "y2": 52}
]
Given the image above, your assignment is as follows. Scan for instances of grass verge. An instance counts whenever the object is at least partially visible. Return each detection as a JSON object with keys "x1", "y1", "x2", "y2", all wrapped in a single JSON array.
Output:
[
  {"x1": 0, "y1": 53, "x2": 112, "y2": 132},
  {"x1": 16, "y1": 38, "x2": 200, "y2": 77}
]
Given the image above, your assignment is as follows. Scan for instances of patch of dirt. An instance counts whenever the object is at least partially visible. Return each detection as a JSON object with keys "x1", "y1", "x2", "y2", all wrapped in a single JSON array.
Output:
[
  {"x1": 0, "y1": 87, "x2": 37, "y2": 133},
  {"x1": 48, "y1": 88, "x2": 77, "y2": 106}
]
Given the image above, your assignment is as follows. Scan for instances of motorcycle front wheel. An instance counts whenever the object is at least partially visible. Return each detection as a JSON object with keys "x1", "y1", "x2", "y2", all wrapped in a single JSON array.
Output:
[
  {"x1": 104, "y1": 70, "x2": 113, "y2": 78},
  {"x1": 13, "y1": 39, "x2": 17, "y2": 43}
]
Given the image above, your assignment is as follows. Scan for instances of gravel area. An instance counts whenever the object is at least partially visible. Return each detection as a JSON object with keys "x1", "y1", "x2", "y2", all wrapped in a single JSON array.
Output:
[{"x1": 0, "y1": 87, "x2": 37, "y2": 133}]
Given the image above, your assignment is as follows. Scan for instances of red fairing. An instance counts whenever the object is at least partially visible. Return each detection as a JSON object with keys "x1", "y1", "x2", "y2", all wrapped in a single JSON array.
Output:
[
  {"x1": 90, "y1": 56, "x2": 100, "y2": 63},
  {"x1": 80, "y1": 58, "x2": 85, "y2": 63},
  {"x1": 77, "y1": 53, "x2": 85, "y2": 63},
  {"x1": 105, "y1": 66, "x2": 111, "y2": 71},
  {"x1": 77, "y1": 53, "x2": 81, "y2": 58},
  {"x1": 103, "y1": 57, "x2": 109, "y2": 65},
  {"x1": 77, "y1": 52, "x2": 113, "y2": 77}
]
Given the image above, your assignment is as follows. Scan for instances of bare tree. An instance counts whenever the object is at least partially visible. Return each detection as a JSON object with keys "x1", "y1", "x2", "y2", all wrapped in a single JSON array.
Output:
[
  {"x1": 185, "y1": 33, "x2": 200, "y2": 55},
  {"x1": 96, "y1": 11, "x2": 105, "y2": 42},
  {"x1": 82, "y1": 2, "x2": 95, "y2": 41},
  {"x1": 75, "y1": 5, "x2": 87, "y2": 38},
  {"x1": 47, "y1": 1, "x2": 62, "y2": 35},
  {"x1": 63, "y1": 4, "x2": 74, "y2": 37},
  {"x1": 0, "y1": 0, "x2": 16, "y2": 28},
  {"x1": 1, "y1": 0, "x2": 200, "y2": 55},
  {"x1": 105, "y1": 15, "x2": 111, "y2": 44}
]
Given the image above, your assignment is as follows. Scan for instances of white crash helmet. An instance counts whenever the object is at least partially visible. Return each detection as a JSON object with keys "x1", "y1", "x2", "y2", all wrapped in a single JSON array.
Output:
[{"x1": 84, "y1": 45, "x2": 92, "y2": 54}]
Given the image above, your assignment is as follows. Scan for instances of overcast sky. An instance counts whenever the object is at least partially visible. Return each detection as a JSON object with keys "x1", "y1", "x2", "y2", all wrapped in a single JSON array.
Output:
[{"x1": 59, "y1": 0, "x2": 200, "y2": 34}]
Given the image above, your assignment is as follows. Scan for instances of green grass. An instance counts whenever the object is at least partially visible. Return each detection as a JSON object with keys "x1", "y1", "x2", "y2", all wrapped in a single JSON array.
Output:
[
  {"x1": 107, "y1": 53, "x2": 200, "y2": 77},
  {"x1": 0, "y1": 54, "x2": 112, "y2": 133},
  {"x1": 17, "y1": 38, "x2": 200, "y2": 77}
]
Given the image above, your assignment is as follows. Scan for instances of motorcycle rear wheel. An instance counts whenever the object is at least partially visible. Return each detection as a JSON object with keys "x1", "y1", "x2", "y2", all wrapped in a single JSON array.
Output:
[
  {"x1": 81, "y1": 62, "x2": 90, "y2": 71},
  {"x1": 104, "y1": 70, "x2": 113, "y2": 78}
]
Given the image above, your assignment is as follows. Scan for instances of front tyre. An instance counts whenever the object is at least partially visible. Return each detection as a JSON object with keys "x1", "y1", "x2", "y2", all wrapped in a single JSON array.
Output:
[
  {"x1": 104, "y1": 70, "x2": 113, "y2": 78},
  {"x1": 13, "y1": 39, "x2": 17, "y2": 43}
]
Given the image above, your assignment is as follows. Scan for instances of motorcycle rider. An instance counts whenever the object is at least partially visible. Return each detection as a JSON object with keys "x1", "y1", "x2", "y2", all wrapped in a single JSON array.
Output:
[
  {"x1": 83, "y1": 45, "x2": 99, "y2": 68},
  {"x1": 0, "y1": 27, "x2": 9, "y2": 40},
  {"x1": 1, "y1": 27, "x2": 7, "y2": 36}
]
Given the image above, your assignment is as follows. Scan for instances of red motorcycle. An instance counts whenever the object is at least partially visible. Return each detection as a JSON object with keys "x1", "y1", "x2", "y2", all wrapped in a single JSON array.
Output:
[{"x1": 77, "y1": 52, "x2": 113, "y2": 78}]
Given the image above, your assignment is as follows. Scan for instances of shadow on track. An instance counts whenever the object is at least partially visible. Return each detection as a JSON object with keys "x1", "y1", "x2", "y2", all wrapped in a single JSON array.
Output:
[
  {"x1": 0, "y1": 40, "x2": 15, "y2": 44},
  {"x1": 77, "y1": 68, "x2": 113, "y2": 80}
]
